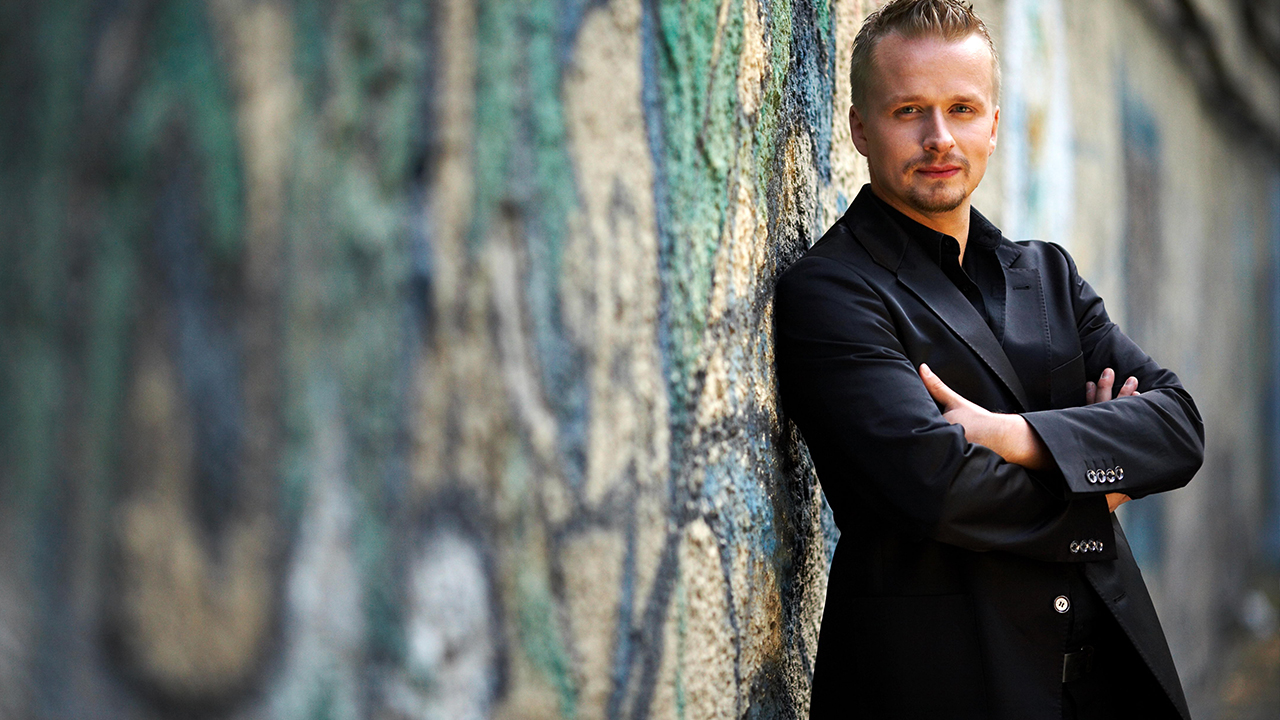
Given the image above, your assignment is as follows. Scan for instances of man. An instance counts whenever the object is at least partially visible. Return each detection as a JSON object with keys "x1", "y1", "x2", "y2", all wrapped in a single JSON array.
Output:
[{"x1": 773, "y1": 1, "x2": 1204, "y2": 718}]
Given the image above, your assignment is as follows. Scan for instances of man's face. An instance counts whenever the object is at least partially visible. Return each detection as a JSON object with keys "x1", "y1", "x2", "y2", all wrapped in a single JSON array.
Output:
[{"x1": 849, "y1": 32, "x2": 999, "y2": 223}]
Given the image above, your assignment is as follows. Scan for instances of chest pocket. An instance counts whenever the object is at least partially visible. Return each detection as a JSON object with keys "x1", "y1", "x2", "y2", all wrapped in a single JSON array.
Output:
[{"x1": 1048, "y1": 351, "x2": 1085, "y2": 409}]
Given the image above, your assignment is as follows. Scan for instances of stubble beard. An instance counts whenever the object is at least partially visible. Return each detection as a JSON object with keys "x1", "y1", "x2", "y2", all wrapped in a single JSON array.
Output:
[{"x1": 902, "y1": 154, "x2": 972, "y2": 215}]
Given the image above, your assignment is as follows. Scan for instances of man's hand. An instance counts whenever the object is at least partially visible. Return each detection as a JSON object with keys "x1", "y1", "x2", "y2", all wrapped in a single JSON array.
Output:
[
  {"x1": 1086, "y1": 366, "x2": 1139, "y2": 404},
  {"x1": 1088, "y1": 368, "x2": 1136, "y2": 512},
  {"x1": 920, "y1": 364, "x2": 1139, "y2": 516},
  {"x1": 919, "y1": 364, "x2": 1051, "y2": 470}
]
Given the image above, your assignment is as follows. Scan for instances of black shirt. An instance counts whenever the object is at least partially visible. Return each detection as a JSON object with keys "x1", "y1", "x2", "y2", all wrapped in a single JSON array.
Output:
[{"x1": 871, "y1": 192, "x2": 1007, "y2": 341}]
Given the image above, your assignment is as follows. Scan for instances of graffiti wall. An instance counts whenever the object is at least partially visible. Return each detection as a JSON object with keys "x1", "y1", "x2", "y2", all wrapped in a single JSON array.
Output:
[
  {"x1": 4, "y1": 0, "x2": 1280, "y2": 718},
  {"x1": 0, "y1": 0, "x2": 869, "y2": 717}
]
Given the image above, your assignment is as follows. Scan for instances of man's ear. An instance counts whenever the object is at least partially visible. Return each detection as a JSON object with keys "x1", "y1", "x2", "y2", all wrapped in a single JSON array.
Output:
[
  {"x1": 988, "y1": 105, "x2": 999, "y2": 156},
  {"x1": 849, "y1": 105, "x2": 870, "y2": 158}
]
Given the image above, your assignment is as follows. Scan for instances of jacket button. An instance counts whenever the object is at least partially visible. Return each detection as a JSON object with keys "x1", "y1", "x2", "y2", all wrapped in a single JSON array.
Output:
[
  {"x1": 1055, "y1": 596, "x2": 1070, "y2": 613},
  {"x1": 1086, "y1": 470, "x2": 1098, "y2": 484},
  {"x1": 1106, "y1": 468, "x2": 1117, "y2": 483},
  {"x1": 1116, "y1": 466, "x2": 1124, "y2": 480},
  {"x1": 1070, "y1": 541, "x2": 1080, "y2": 553}
]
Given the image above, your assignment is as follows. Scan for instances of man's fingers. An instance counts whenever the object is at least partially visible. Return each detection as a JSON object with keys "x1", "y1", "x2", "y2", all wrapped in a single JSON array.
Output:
[
  {"x1": 919, "y1": 364, "x2": 962, "y2": 409},
  {"x1": 1094, "y1": 368, "x2": 1115, "y2": 403},
  {"x1": 1089, "y1": 370, "x2": 1139, "y2": 405}
]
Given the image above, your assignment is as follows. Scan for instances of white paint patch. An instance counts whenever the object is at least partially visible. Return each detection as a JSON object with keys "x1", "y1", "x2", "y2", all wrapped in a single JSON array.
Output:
[
  {"x1": 1002, "y1": 0, "x2": 1075, "y2": 248},
  {"x1": 389, "y1": 530, "x2": 497, "y2": 720},
  {"x1": 267, "y1": 386, "x2": 363, "y2": 720}
]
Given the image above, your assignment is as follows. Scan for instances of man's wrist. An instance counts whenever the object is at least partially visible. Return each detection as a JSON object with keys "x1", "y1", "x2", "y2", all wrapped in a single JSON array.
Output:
[{"x1": 1006, "y1": 415, "x2": 1050, "y2": 471}]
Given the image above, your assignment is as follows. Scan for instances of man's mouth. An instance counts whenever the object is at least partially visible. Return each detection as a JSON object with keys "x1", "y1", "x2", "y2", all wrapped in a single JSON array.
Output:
[{"x1": 916, "y1": 165, "x2": 962, "y2": 179}]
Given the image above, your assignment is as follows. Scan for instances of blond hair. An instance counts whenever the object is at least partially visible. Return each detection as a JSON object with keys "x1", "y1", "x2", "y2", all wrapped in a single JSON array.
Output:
[{"x1": 849, "y1": 0, "x2": 1000, "y2": 111}]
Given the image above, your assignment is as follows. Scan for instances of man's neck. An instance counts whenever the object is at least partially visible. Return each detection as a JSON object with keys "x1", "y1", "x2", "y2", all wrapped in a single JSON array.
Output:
[{"x1": 870, "y1": 186, "x2": 972, "y2": 260}]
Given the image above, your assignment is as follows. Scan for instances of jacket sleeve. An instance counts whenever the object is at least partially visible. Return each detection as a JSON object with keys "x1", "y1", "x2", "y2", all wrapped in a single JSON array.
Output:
[
  {"x1": 774, "y1": 254, "x2": 1115, "y2": 563},
  {"x1": 1019, "y1": 245, "x2": 1205, "y2": 499}
]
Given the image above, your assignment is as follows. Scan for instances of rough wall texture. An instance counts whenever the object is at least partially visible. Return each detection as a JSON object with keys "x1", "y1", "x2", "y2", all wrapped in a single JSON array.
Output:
[
  {"x1": 0, "y1": 0, "x2": 867, "y2": 717},
  {"x1": 2, "y1": 0, "x2": 1279, "y2": 719}
]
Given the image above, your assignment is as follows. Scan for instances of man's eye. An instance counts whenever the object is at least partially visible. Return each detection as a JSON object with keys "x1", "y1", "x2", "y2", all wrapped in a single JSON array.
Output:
[
  {"x1": 897, "y1": 107, "x2": 919, "y2": 115},
  {"x1": 953, "y1": 105, "x2": 974, "y2": 113}
]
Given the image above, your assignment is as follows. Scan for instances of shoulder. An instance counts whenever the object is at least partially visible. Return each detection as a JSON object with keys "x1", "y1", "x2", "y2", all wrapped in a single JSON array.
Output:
[
  {"x1": 774, "y1": 221, "x2": 897, "y2": 332},
  {"x1": 776, "y1": 236, "x2": 883, "y2": 326},
  {"x1": 1008, "y1": 238, "x2": 1074, "y2": 268},
  {"x1": 1004, "y1": 239, "x2": 1083, "y2": 286},
  {"x1": 1003, "y1": 239, "x2": 1104, "y2": 326},
  {"x1": 776, "y1": 216, "x2": 887, "y2": 295}
]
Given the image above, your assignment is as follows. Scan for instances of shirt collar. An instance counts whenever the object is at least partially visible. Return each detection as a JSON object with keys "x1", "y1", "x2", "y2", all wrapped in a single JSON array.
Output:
[{"x1": 867, "y1": 190, "x2": 1002, "y2": 265}]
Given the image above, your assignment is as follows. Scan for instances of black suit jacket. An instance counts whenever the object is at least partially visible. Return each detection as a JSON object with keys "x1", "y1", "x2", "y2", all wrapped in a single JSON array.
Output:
[{"x1": 774, "y1": 187, "x2": 1204, "y2": 719}]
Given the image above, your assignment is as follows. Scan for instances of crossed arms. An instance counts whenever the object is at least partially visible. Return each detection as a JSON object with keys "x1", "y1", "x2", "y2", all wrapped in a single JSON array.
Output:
[
  {"x1": 773, "y1": 244, "x2": 1205, "y2": 563},
  {"x1": 920, "y1": 362, "x2": 1136, "y2": 513}
]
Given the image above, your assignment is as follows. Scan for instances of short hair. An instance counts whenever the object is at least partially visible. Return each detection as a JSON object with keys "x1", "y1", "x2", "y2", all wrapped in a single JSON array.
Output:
[{"x1": 849, "y1": 0, "x2": 1000, "y2": 111}]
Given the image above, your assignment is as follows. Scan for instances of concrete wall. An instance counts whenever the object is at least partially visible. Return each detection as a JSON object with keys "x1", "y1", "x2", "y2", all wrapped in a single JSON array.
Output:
[
  {"x1": 0, "y1": 0, "x2": 1276, "y2": 719},
  {"x1": 976, "y1": 1, "x2": 1280, "y2": 714},
  {"x1": 0, "y1": 0, "x2": 866, "y2": 717}
]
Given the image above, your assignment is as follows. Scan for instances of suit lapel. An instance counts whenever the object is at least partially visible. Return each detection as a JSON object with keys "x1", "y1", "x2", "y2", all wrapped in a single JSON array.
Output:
[
  {"x1": 843, "y1": 188, "x2": 1032, "y2": 412},
  {"x1": 896, "y1": 248, "x2": 1032, "y2": 412},
  {"x1": 998, "y1": 242, "x2": 1052, "y2": 411}
]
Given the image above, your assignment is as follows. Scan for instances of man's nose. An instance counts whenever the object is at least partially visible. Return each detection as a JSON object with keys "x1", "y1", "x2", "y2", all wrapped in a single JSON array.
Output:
[{"x1": 922, "y1": 109, "x2": 955, "y2": 153}]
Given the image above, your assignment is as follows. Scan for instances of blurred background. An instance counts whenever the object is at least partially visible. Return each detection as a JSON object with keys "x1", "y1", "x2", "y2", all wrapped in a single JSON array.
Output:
[{"x1": 0, "y1": 0, "x2": 1277, "y2": 718}]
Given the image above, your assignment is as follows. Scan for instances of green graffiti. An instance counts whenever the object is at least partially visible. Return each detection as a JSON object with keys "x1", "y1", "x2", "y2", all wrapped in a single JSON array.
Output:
[
  {"x1": 0, "y1": 0, "x2": 95, "y2": 535},
  {"x1": 125, "y1": 0, "x2": 243, "y2": 259},
  {"x1": 471, "y1": 0, "x2": 520, "y2": 250},
  {"x1": 655, "y1": 0, "x2": 745, "y2": 419},
  {"x1": 518, "y1": 557, "x2": 578, "y2": 718},
  {"x1": 753, "y1": 0, "x2": 793, "y2": 202}
]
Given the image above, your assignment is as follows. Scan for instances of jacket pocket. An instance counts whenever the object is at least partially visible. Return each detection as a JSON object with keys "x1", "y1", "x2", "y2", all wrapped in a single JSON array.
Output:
[{"x1": 1048, "y1": 352, "x2": 1085, "y2": 408}]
